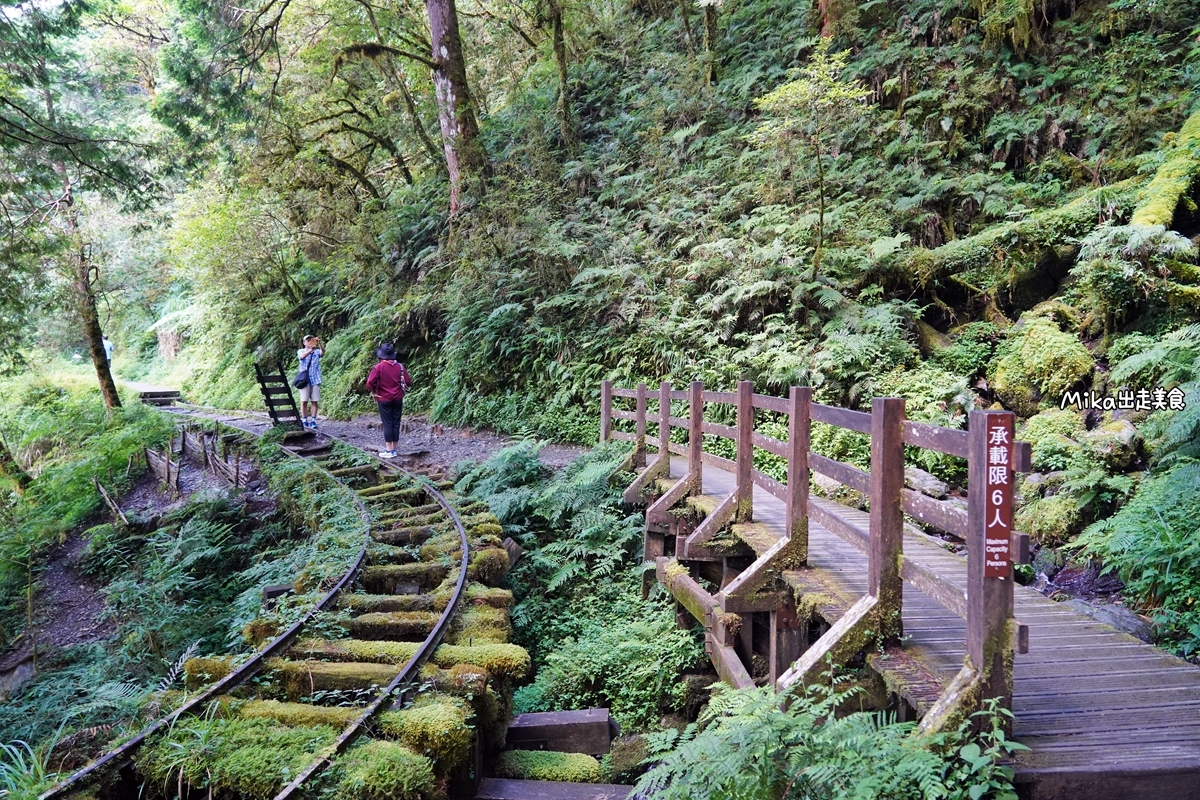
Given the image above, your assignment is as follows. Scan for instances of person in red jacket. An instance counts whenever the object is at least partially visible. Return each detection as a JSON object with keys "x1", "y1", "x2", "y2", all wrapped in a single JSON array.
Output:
[{"x1": 365, "y1": 342, "x2": 412, "y2": 459}]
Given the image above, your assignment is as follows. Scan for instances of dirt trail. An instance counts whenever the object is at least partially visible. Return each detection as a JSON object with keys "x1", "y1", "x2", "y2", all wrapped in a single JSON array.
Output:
[{"x1": 180, "y1": 407, "x2": 588, "y2": 473}]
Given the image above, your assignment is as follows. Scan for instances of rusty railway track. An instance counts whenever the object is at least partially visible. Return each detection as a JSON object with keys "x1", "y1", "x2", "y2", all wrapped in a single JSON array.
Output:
[{"x1": 39, "y1": 412, "x2": 505, "y2": 800}]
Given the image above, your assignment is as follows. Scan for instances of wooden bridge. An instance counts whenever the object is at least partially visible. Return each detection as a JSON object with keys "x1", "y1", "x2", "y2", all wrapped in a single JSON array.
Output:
[{"x1": 602, "y1": 381, "x2": 1200, "y2": 800}]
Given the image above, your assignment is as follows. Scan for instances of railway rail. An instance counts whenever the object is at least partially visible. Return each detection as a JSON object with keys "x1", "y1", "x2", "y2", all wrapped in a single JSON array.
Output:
[{"x1": 41, "y1": 412, "x2": 522, "y2": 800}]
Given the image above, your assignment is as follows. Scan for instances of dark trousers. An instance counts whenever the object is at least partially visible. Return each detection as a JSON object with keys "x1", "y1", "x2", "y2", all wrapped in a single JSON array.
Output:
[{"x1": 378, "y1": 398, "x2": 404, "y2": 442}]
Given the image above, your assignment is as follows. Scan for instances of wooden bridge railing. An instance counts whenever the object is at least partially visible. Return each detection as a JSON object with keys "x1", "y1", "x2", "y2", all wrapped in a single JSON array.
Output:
[{"x1": 602, "y1": 379, "x2": 1032, "y2": 720}]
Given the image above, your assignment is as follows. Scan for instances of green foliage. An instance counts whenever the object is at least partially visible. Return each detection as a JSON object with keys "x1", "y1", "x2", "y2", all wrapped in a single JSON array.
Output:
[
  {"x1": 0, "y1": 737, "x2": 58, "y2": 800},
  {"x1": 636, "y1": 682, "x2": 1026, "y2": 800},
  {"x1": 319, "y1": 739, "x2": 434, "y2": 800},
  {"x1": 1075, "y1": 461, "x2": 1200, "y2": 656},
  {"x1": 137, "y1": 715, "x2": 338, "y2": 799},
  {"x1": 462, "y1": 443, "x2": 704, "y2": 730},
  {"x1": 1017, "y1": 410, "x2": 1085, "y2": 472},
  {"x1": 931, "y1": 323, "x2": 1000, "y2": 377}
]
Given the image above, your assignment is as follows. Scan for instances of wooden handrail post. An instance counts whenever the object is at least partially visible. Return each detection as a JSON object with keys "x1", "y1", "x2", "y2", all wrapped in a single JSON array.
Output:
[
  {"x1": 634, "y1": 382, "x2": 648, "y2": 468},
  {"x1": 786, "y1": 387, "x2": 811, "y2": 558},
  {"x1": 688, "y1": 381, "x2": 703, "y2": 489},
  {"x1": 600, "y1": 380, "x2": 612, "y2": 443},
  {"x1": 658, "y1": 381, "x2": 671, "y2": 461},
  {"x1": 968, "y1": 410, "x2": 1017, "y2": 715},
  {"x1": 736, "y1": 380, "x2": 753, "y2": 521},
  {"x1": 869, "y1": 397, "x2": 905, "y2": 644}
]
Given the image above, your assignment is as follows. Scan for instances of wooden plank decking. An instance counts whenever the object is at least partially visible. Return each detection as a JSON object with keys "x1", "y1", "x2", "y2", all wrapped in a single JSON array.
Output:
[{"x1": 665, "y1": 456, "x2": 1200, "y2": 800}]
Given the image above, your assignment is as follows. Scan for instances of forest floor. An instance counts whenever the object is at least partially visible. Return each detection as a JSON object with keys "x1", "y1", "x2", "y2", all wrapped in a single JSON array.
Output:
[{"x1": 0, "y1": 534, "x2": 111, "y2": 679}]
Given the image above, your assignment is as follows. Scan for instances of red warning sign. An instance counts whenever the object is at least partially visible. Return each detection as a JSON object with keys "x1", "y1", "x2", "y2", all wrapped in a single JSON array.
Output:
[{"x1": 983, "y1": 415, "x2": 1013, "y2": 578}]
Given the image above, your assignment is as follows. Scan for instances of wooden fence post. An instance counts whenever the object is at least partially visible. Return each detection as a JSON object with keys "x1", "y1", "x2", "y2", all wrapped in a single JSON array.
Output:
[
  {"x1": 785, "y1": 387, "x2": 811, "y2": 556},
  {"x1": 600, "y1": 380, "x2": 612, "y2": 443},
  {"x1": 634, "y1": 382, "x2": 648, "y2": 468},
  {"x1": 688, "y1": 381, "x2": 703, "y2": 489},
  {"x1": 658, "y1": 381, "x2": 671, "y2": 460},
  {"x1": 968, "y1": 410, "x2": 1017, "y2": 715},
  {"x1": 736, "y1": 380, "x2": 753, "y2": 521},
  {"x1": 869, "y1": 397, "x2": 905, "y2": 644}
]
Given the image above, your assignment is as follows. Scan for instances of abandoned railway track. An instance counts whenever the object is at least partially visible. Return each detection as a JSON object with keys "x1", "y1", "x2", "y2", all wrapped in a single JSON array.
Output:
[{"x1": 41, "y1": 414, "x2": 524, "y2": 800}]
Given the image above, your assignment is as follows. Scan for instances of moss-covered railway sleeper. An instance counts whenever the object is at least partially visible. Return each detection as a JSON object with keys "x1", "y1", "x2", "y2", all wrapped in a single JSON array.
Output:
[{"x1": 42, "y1": 418, "x2": 524, "y2": 800}]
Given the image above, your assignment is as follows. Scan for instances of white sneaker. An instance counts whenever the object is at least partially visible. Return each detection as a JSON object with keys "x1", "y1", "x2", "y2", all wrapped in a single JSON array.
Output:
[{"x1": 378, "y1": 450, "x2": 396, "y2": 459}]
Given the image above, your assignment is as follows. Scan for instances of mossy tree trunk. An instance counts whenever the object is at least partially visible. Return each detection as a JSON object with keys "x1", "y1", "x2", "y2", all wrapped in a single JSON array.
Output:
[
  {"x1": 701, "y1": 1, "x2": 719, "y2": 84},
  {"x1": 426, "y1": 0, "x2": 483, "y2": 213},
  {"x1": 548, "y1": 0, "x2": 577, "y2": 151}
]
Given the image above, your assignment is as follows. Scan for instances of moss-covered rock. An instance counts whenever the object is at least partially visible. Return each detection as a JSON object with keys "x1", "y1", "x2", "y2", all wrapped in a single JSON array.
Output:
[
  {"x1": 988, "y1": 317, "x2": 1093, "y2": 417},
  {"x1": 495, "y1": 750, "x2": 603, "y2": 783},
  {"x1": 321, "y1": 738, "x2": 434, "y2": 800},
  {"x1": 378, "y1": 695, "x2": 473, "y2": 773},
  {"x1": 603, "y1": 734, "x2": 649, "y2": 784},
  {"x1": 1018, "y1": 409, "x2": 1086, "y2": 471},
  {"x1": 1015, "y1": 492, "x2": 1082, "y2": 546},
  {"x1": 1081, "y1": 419, "x2": 1142, "y2": 470}
]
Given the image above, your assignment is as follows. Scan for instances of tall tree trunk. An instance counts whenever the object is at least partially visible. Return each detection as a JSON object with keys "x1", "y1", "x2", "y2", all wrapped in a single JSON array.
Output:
[
  {"x1": 72, "y1": 236, "x2": 121, "y2": 409},
  {"x1": 426, "y1": 0, "x2": 483, "y2": 213},
  {"x1": 548, "y1": 0, "x2": 576, "y2": 151},
  {"x1": 702, "y1": 2, "x2": 719, "y2": 84}
]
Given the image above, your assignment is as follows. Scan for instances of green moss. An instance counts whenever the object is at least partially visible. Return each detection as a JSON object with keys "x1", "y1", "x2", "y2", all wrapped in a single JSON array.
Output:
[
  {"x1": 468, "y1": 547, "x2": 511, "y2": 586},
  {"x1": 378, "y1": 696, "x2": 472, "y2": 772},
  {"x1": 349, "y1": 611, "x2": 440, "y2": 639},
  {"x1": 1131, "y1": 106, "x2": 1200, "y2": 227},
  {"x1": 362, "y1": 562, "x2": 450, "y2": 593},
  {"x1": 465, "y1": 584, "x2": 513, "y2": 608},
  {"x1": 372, "y1": 524, "x2": 441, "y2": 546},
  {"x1": 267, "y1": 658, "x2": 398, "y2": 698},
  {"x1": 433, "y1": 643, "x2": 530, "y2": 678},
  {"x1": 1015, "y1": 492, "x2": 1082, "y2": 546},
  {"x1": 291, "y1": 637, "x2": 422, "y2": 664},
  {"x1": 988, "y1": 317, "x2": 1094, "y2": 417},
  {"x1": 1018, "y1": 409, "x2": 1086, "y2": 471},
  {"x1": 137, "y1": 717, "x2": 338, "y2": 800},
  {"x1": 184, "y1": 656, "x2": 234, "y2": 689},
  {"x1": 367, "y1": 544, "x2": 417, "y2": 565},
  {"x1": 495, "y1": 750, "x2": 603, "y2": 783},
  {"x1": 909, "y1": 178, "x2": 1143, "y2": 291},
  {"x1": 321, "y1": 738, "x2": 434, "y2": 800},
  {"x1": 242, "y1": 617, "x2": 281, "y2": 647},
  {"x1": 340, "y1": 592, "x2": 447, "y2": 613},
  {"x1": 468, "y1": 522, "x2": 504, "y2": 539},
  {"x1": 450, "y1": 604, "x2": 512, "y2": 644},
  {"x1": 234, "y1": 699, "x2": 359, "y2": 727}
]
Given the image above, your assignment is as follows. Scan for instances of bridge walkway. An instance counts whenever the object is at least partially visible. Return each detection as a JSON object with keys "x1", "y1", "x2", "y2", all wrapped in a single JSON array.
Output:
[{"x1": 668, "y1": 454, "x2": 1200, "y2": 798}]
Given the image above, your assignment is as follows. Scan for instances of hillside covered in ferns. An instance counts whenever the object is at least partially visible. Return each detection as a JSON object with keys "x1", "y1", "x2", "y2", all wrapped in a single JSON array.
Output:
[{"x1": 3, "y1": 0, "x2": 1200, "y2": 657}]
